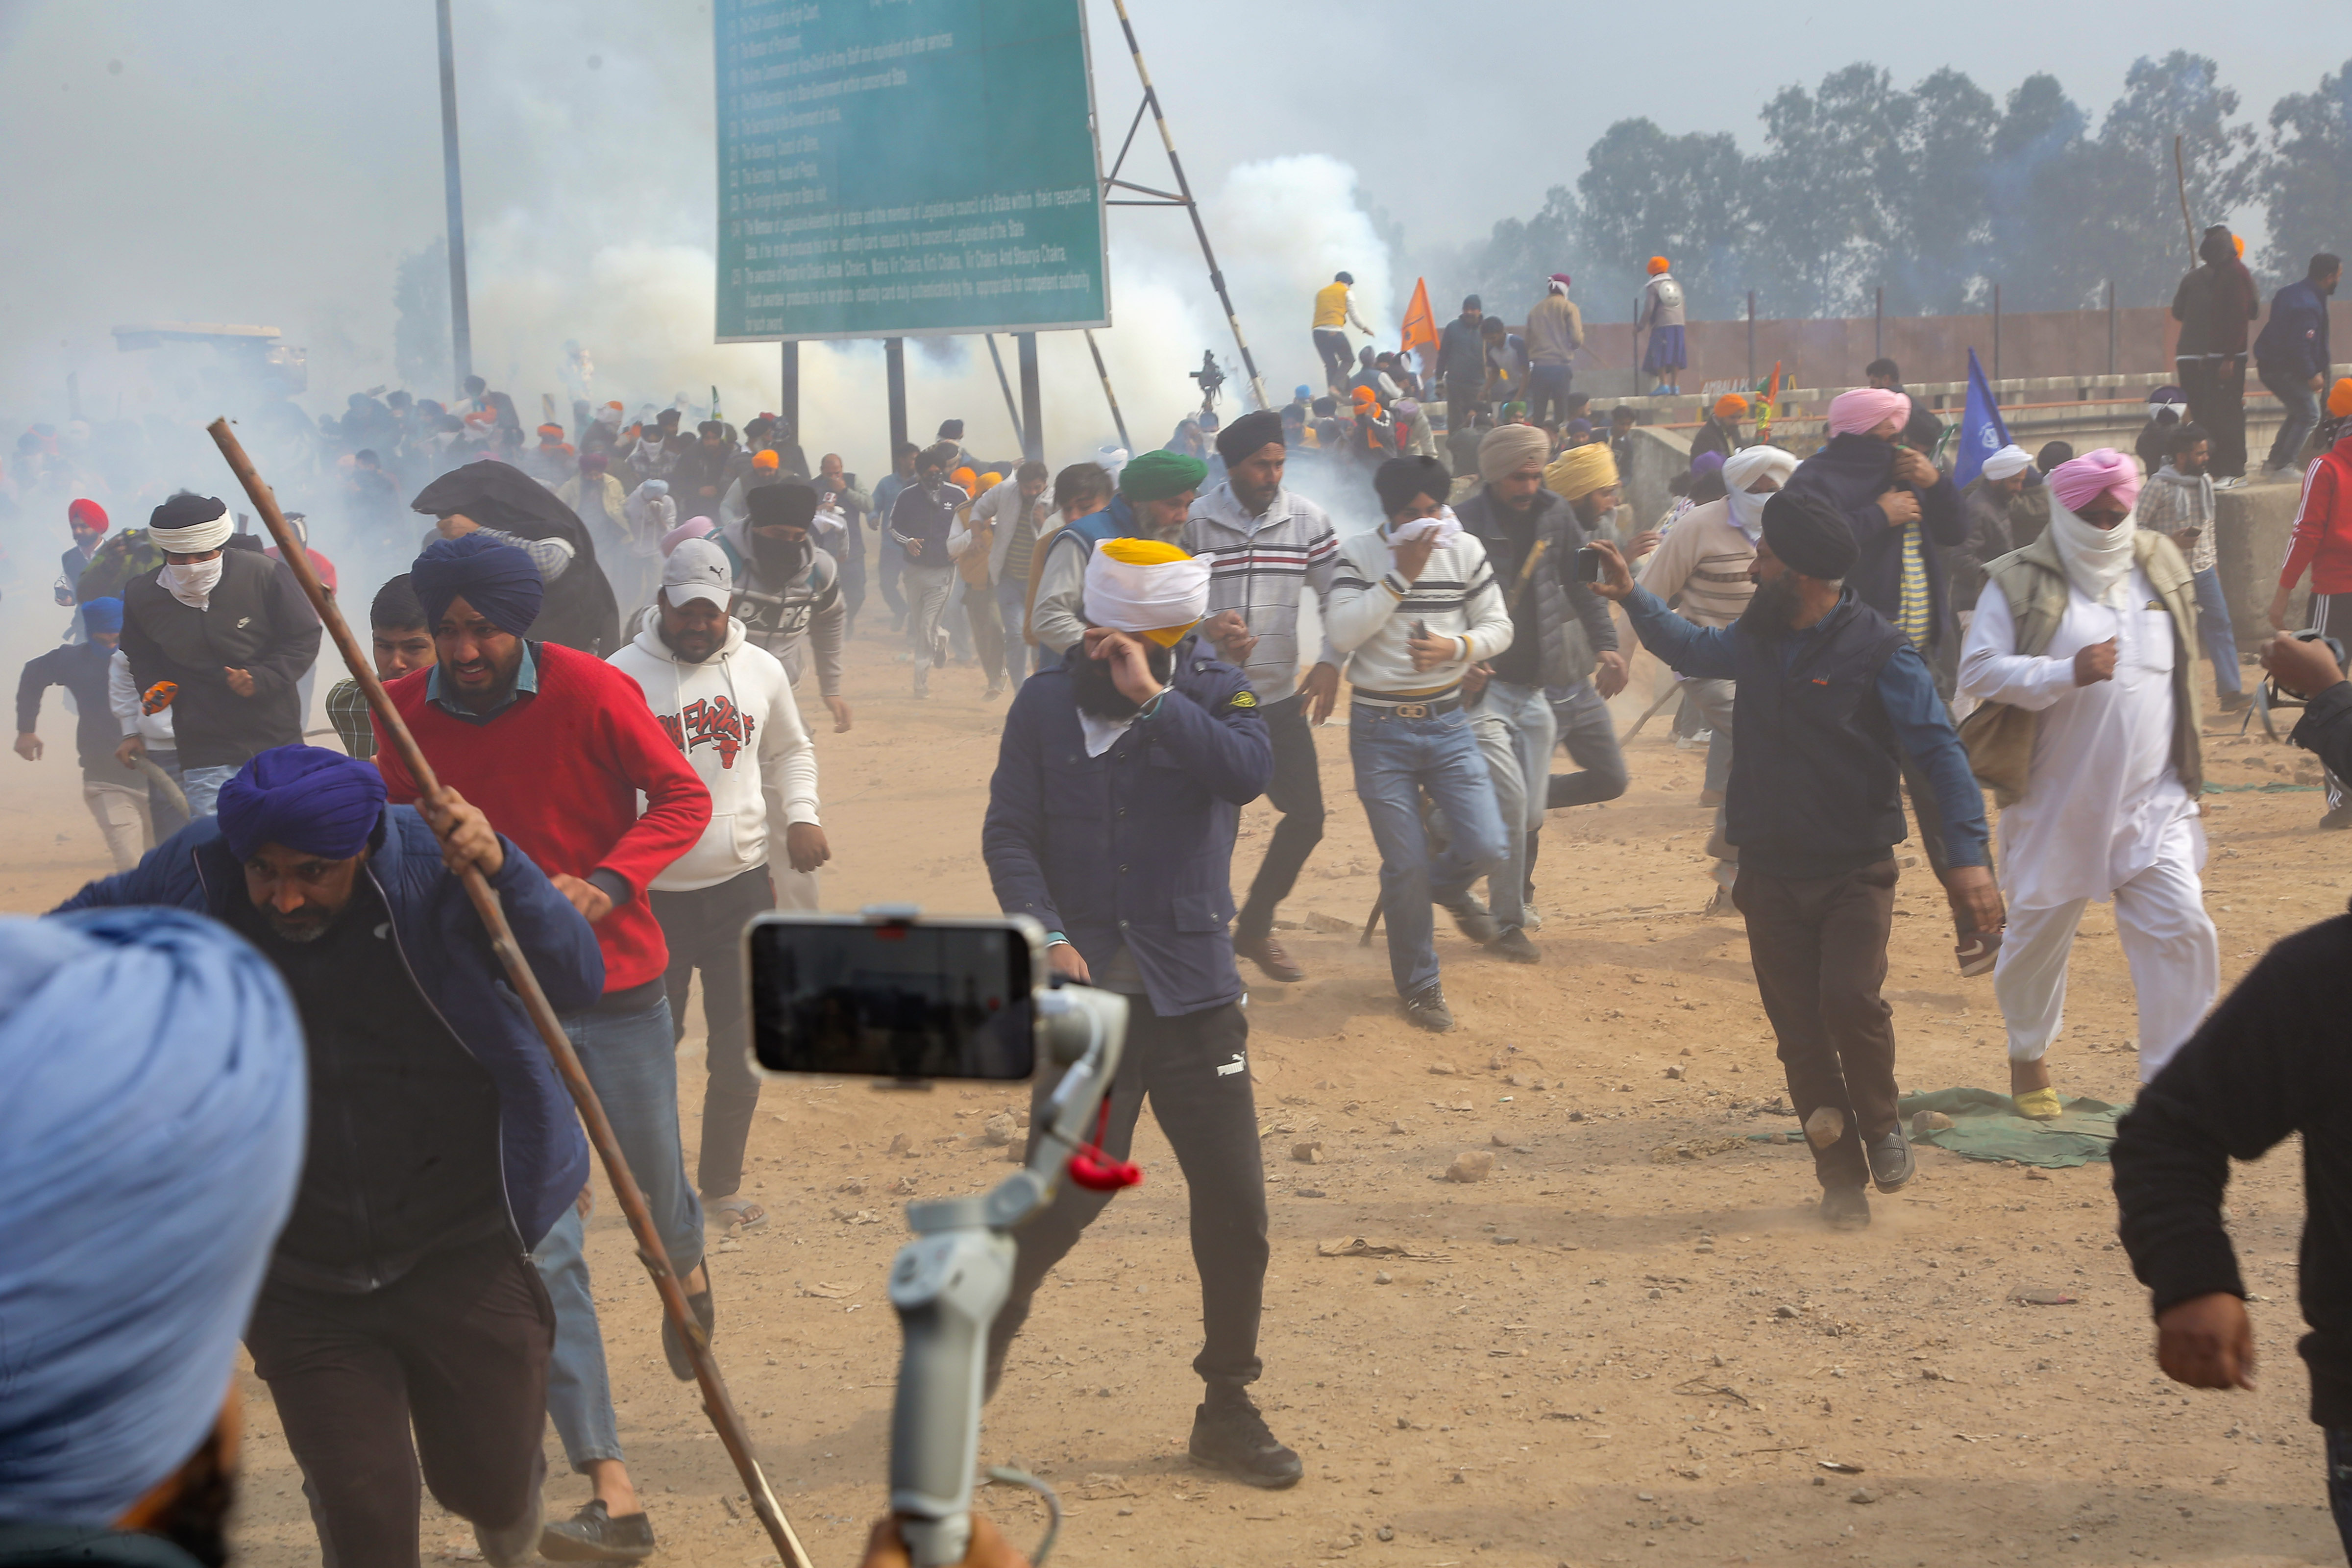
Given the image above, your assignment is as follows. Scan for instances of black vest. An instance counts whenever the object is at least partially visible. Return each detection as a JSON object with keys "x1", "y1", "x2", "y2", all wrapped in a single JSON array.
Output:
[{"x1": 1726, "y1": 591, "x2": 1910, "y2": 878}]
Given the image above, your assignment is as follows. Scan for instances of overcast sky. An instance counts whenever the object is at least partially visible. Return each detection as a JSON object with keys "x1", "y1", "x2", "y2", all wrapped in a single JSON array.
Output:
[{"x1": 0, "y1": 0, "x2": 2335, "y2": 473}]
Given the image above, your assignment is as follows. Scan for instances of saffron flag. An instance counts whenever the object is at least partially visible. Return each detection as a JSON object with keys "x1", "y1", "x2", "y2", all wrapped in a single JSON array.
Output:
[
  {"x1": 1754, "y1": 362, "x2": 1783, "y2": 444},
  {"x1": 1400, "y1": 277, "x2": 1439, "y2": 375},
  {"x1": 1954, "y1": 348, "x2": 2012, "y2": 491}
]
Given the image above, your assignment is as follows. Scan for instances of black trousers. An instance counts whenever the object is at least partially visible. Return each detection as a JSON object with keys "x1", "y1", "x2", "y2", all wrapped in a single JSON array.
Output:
[
  {"x1": 989, "y1": 1000, "x2": 1267, "y2": 1390},
  {"x1": 1235, "y1": 694, "x2": 1326, "y2": 944},
  {"x1": 649, "y1": 865, "x2": 772, "y2": 1200},
  {"x1": 1443, "y1": 379, "x2": 1482, "y2": 439},
  {"x1": 2180, "y1": 355, "x2": 2250, "y2": 478},
  {"x1": 1735, "y1": 859, "x2": 1901, "y2": 1191},
  {"x1": 246, "y1": 1237, "x2": 553, "y2": 1568}
]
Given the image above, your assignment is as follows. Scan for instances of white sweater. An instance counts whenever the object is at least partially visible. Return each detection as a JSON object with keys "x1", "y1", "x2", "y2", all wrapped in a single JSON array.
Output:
[
  {"x1": 608, "y1": 618, "x2": 819, "y2": 892},
  {"x1": 1324, "y1": 527, "x2": 1513, "y2": 698}
]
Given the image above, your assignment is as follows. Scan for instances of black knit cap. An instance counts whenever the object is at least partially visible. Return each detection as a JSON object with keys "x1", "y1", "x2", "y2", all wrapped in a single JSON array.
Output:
[
  {"x1": 746, "y1": 483, "x2": 819, "y2": 530},
  {"x1": 1761, "y1": 489, "x2": 1860, "y2": 581},
  {"x1": 1215, "y1": 409, "x2": 1285, "y2": 465},
  {"x1": 1373, "y1": 456, "x2": 1449, "y2": 518},
  {"x1": 150, "y1": 492, "x2": 227, "y2": 531}
]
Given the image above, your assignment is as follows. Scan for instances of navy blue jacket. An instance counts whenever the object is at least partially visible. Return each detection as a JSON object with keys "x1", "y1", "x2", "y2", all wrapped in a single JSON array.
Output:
[
  {"x1": 1785, "y1": 432, "x2": 1964, "y2": 652},
  {"x1": 17, "y1": 640, "x2": 120, "y2": 777},
  {"x1": 1622, "y1": 584, "x2": 1989, "y2": 879},
  {"x1": 55, "y1": 807, "x2": 599, "y2": 1249},
  {"x1": 2255, "y1": 278, "x2": 2334, "y2": 383},
  {"x1": 983, "y1": 635, "x2": 1273, "y2": 1016}
]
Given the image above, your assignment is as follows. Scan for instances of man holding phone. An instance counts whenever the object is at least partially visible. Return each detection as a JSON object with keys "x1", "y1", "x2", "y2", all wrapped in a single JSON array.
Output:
[{"x1": 980, "y1": 538, "x2": 1292, "y2": 1488}]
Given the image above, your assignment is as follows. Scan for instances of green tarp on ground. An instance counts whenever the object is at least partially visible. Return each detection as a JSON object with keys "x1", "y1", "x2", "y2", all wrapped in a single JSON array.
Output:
[
  {"x1": 1749, "y1": 1088, "x2": 2128, "y2": 1168},
  {"x1": 1900, "y1": 1087, "x2": 2125, "y2": 1168}
]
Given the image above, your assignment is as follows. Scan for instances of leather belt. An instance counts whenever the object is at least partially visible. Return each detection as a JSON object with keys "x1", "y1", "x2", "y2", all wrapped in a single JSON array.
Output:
[{"x1": 1353, "y1": 696, "x2": 1462, "y2": 720}]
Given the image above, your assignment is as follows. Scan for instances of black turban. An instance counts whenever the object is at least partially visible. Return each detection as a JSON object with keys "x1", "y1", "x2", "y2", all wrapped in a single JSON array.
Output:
[
  {"x1": 1215, "y1": 410, "x2": 1284, "y2": 466},
  {"x1": 746, "y1": 483, "x2": 819, "y2": 530},
  {"x1": 1372, "y1": 456, "x2": 1450, "y2": 518},
  {"x1": 1760, "y1": 489, "x2": 1861, "y2": 582}
]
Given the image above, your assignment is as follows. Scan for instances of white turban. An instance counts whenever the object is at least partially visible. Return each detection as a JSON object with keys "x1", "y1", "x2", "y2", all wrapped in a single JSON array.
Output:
[
  {"x1": 1083, "y1": 537, "x2": 1209, "y2": 646},
  {"x1": 147, "y1": 494, "x2": 236, "y2": 555},
  {"x1": 1981, "y1": 444, "x2": 2033, "y2": 481},
  {"x1": 1722, "y1": 446, "x2": 1798, "y2": 538}
]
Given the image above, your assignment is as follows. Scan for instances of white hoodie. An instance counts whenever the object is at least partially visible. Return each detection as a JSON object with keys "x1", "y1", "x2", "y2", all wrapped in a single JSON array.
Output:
[{"x1": 608, "y1": 616, "x2": 819, "y2": 893}]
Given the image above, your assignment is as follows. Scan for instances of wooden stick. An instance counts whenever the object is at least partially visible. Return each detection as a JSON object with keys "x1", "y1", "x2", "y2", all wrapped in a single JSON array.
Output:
[
  {"x1": 2174, "y1": 135, "x2": 2198, "y2": 260},
  {"x1": 206, "y1": 418, "x2": 814, "y2": 1568}
]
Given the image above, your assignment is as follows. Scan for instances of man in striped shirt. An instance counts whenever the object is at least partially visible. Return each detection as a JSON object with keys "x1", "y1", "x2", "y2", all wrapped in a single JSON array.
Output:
[
  {"x1": 1183, "y1": 411, "x2": 1342, "y2": 982},
  {"x1": 1326, "y1": 456, "x2": 1515, "y2": 1033}
]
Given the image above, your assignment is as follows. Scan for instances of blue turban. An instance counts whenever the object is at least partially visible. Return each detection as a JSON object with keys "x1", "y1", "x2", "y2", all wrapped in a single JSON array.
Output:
[
  {"x1": 410, "y1": 533, "x2": 543, "y2": 636},
  {"x1": 79, "y1": 596, "x2": 123, "y2": 635},
  {"x1": 217, "y1": 744, "x2": 388, "y2": 862},
  {"x1": 0, "y1": 907, "x2": 304, "y2": 1525}
]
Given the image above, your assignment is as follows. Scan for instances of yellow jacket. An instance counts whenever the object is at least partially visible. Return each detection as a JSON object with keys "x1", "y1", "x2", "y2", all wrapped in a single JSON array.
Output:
[{"x1": 1313, "y1": 281, "x2": 1359, "y2": 331}]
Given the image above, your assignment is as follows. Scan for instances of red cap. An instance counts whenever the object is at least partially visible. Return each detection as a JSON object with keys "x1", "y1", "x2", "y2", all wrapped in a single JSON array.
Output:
[{"x1": 68, "y1": 498, "x2": 108, "y2": 532}]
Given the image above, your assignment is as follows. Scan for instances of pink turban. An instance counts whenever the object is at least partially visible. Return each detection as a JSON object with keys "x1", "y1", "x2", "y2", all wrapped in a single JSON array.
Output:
[
  {"x1": 1826, "y1": 388, "x2": 1911, "y2": 438},
  {"x1": 2047, "y1": 448, "x2": 2140, "y2": 514},
  {"x1": 661, "y1": 515, "x2": 715, "y2": 555}
]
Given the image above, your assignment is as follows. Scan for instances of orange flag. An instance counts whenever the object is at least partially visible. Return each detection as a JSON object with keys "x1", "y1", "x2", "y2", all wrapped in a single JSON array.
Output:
[{"x1": 1400, "y1": 276, "x2": 1439, "y2": 367}]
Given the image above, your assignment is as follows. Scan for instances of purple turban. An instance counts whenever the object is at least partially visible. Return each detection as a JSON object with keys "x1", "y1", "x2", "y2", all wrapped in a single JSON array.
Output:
[
  {"x1": 217, "y1": 744, "x2": 387, "y2": 862},
  {"x1": 411, "y1": 533, "x2": 543, "y2": 636}
]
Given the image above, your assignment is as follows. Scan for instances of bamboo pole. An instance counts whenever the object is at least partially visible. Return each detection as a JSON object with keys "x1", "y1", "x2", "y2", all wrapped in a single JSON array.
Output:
[{"x1": 206, "y1": 417, "x2": 814, "y2": 1568}]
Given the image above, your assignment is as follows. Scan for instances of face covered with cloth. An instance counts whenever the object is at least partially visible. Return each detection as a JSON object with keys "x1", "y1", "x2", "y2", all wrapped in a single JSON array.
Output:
[{"x1": 1074, "y1": 537, "x2": 1210, "y2": 722}]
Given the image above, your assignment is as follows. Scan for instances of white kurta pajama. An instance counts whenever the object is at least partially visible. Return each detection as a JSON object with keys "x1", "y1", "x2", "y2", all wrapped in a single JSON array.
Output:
[{"x1": 1958, "y1": 564, "x2": 2220, "y2": 1081}]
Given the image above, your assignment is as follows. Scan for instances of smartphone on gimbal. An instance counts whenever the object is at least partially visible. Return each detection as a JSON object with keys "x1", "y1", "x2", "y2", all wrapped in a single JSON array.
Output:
[{"x1": 746, "y1": 912, "x2": 1039, "y2": 1082}]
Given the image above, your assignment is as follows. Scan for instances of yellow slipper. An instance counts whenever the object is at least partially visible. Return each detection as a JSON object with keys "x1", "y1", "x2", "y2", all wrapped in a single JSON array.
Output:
[{"x1": 2013, "y1": 1087, "x2": 2063, "y2": 1121}]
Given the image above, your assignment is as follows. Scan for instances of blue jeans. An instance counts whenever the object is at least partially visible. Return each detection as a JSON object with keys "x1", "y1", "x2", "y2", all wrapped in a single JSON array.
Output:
[
  {"x1": 1525, "y1": 364, "x2": 1574, "y2": 427},
  {"x1": 2191, "y1": 566, "x2": 2242, "y2": 696},
  {"x1": 1350, "y1": 703, "x2": 1509, "y2": 999},
  {"x1": 2262, "y1": 365, "x2": 2321, "y2": 472},
  {"x1": 995, "y1": 576, "x2": 1041, "y2": 686},
  {"x1": 181, "y1": 763, "x2": 238, "y2": 817},
  {"x1": 1469, "y1": 680, "x2": 1555, "y2": 932},
  {"x1": 1542, "y1": 680, "x2": 1630, "y2": 807},
  {"x1": 532, "y1": 989, "x2": 700, "y2": 1470}
]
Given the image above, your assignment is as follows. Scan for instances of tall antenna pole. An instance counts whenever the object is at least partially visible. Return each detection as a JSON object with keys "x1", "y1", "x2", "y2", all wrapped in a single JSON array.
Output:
[
  {"x1": 435, "y1": 0, "x2": 474, "y2": 392},
  {"x1": 1101, "y1": 0, "x2": 1268, "y2": 411}
]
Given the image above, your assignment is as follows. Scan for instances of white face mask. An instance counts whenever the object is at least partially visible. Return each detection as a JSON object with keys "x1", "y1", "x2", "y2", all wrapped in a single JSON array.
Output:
[
  {"x1": 1727, "y1": 483, "x2": 1773, "y2": 540},
  {"x1": 163, "y1": 557, "x2": 223, "y2": 608}
]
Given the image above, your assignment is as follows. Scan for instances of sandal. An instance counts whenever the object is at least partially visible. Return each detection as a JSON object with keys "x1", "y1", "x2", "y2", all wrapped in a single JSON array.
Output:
[
  {"x1": 710, "y1": 1195, "x2": 769, "y2": 1232},
  {"x1": 2013, "y1": 1087, "x2": 2063, "y2": 1121}
]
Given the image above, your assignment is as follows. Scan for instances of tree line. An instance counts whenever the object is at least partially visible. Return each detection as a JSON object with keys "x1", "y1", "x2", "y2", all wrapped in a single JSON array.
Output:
[{"x1": 1417, "y1": 52, "x2": 2352, "y2": 328}]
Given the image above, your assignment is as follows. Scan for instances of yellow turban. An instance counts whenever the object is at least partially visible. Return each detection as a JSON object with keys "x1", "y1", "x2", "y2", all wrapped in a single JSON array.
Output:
[
  {"x1": 1544, "y1": 442, "x2": 1620, "y2": 502},
  {"x1": 1086, "y1": 538, "x2": 1210, "y2": 647}
]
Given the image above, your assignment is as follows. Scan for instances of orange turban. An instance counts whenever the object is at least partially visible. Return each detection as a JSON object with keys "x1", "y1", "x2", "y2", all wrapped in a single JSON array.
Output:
[
  {"x1": 752, "y1": 449, "x2": 781, "y2": 471},
  {"x1": 1351, "y1": 386, "x2": 1377, "y2": 409},
  {"x1": 1647, "y1": 256, "x2": 1670, "y2": 275},
  {"x1": 2330, "y1": 378, "x2": 2352, "y2": 419},
  {"x1": 1713, "y1": 394, "x2": 1748, "y2": 419},
  {"x1": 952, "y1": 466, "x2": 979, "y2": 493}
]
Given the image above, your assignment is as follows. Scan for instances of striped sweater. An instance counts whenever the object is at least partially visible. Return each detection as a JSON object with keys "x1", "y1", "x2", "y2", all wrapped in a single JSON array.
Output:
[
  {"x1": 1325, "y1": 526, "x2": 1513, "y2": 699},
  {"x1": 1181, "y1": 483, "x2": 1342, "y2": 703}
]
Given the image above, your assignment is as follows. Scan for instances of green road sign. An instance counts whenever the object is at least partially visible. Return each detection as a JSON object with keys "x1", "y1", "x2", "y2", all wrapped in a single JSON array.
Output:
[{"x1": 714, "y1": 0, "x2": 1110, "y2": 343}]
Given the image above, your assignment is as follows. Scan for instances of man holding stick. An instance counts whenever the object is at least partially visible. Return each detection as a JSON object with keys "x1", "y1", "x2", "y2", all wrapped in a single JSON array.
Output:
[
  {"x1": 373, "y1": 534, "x2": 711, "y2": 1562},
  {"x1": 57, "y1": 745, "x2": 600, "y2": 1568}
]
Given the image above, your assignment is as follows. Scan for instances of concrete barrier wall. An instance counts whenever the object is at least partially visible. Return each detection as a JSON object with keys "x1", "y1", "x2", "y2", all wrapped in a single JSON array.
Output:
[{"x1": 2215, "y1": 480, "x2": 2305, "y2": 648}]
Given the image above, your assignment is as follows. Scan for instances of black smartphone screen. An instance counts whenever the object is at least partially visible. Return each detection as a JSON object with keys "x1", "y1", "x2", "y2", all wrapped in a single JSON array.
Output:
[
  {"x1": 747, "y1": 918, "x2": 1035, "y2": 1080},
  {"x1": 1575, "y1": 545, "x2": 1602, "y2": 582}
]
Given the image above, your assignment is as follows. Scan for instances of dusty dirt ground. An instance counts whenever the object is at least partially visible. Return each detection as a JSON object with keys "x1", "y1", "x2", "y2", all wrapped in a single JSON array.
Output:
[{"x1": 7, "y1": 605, "x2": 2348, "y2": 1568}]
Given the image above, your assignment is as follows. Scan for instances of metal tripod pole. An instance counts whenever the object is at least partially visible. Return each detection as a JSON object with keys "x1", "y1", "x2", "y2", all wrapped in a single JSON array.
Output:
[{"x1": 1102, "y1": 0, "x2": 1268, "y2": 412}]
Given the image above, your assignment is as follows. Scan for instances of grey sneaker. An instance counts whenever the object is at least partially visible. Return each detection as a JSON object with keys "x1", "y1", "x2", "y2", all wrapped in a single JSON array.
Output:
[
  {"x1": 1865, "y1": 1128, "x2": 1915, "y2": 1193},
  {"x1": 1403, "y1": 985, "x2": 1456, "y2": 1032},
  {"x1": 1820, "y1": 1185, "x2": 1871, "y2": 1230},
  {"x1": 1438, "y1": 895, "x2": 1502, "y2": 945},
  {"x1": 1484, "y1": 926, "x2": 1541, "y2": 964}
]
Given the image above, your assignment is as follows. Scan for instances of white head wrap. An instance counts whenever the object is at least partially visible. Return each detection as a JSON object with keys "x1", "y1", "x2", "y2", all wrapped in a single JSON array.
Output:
[
  {"x1": 1722, "y1": 446, "x2": 1798, "y2": 539},
  {"x1": 2047, "y1": 496, "x2": 2139, "y2": 609},
  {"x1": 147, "y1": 512, "x2": 235, "y2": 557},
  {"x1": 1083, "y1": 539, "x2": 1209, "y2": 645},
  {"x1": 1981, "y1": 444, "x2": 2033, "y2": 482}
]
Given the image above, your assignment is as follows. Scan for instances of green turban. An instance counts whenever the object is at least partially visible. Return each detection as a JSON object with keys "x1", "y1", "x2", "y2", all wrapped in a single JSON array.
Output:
[{"x1": 1118, "y1": 449, "x2": 1208, "y2": 504}]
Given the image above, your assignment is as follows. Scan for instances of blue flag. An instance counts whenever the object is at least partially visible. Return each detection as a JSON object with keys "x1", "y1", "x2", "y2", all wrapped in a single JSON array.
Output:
[{"x1": 1953, "y1": 348, "x2": 2011, "y2": 491}]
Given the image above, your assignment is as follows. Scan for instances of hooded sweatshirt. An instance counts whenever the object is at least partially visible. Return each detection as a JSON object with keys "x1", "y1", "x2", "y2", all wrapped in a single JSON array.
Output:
[{"x1": 607, "y1": 616, "x2": 818, "y2": 892}]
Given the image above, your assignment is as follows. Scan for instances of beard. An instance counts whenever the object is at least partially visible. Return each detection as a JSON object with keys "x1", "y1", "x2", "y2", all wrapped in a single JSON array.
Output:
[
  {"x1": 1071, "y1": 637, "x2": 1176, "y2": 719},
  {"x1": 1736, "y1": 572, "x2": 1805, "y2": 639},
  {"x1": 750, "y1": 529, "x2": 811, "y2": 583}
]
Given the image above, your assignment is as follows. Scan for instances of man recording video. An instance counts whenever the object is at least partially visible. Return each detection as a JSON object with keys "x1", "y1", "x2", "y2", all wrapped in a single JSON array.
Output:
[{"x1": 979, "y1": 537, "x2": 1297, "y2": 1488}]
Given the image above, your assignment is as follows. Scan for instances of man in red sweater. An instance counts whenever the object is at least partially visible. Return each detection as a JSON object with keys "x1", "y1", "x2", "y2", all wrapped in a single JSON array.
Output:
[
  {"x1": 2269, "y1": 404, "x2": 2352, "y2": 831},
  {"x1": 378, "y1": 535, "x2": 710, "y2": 1563}
]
